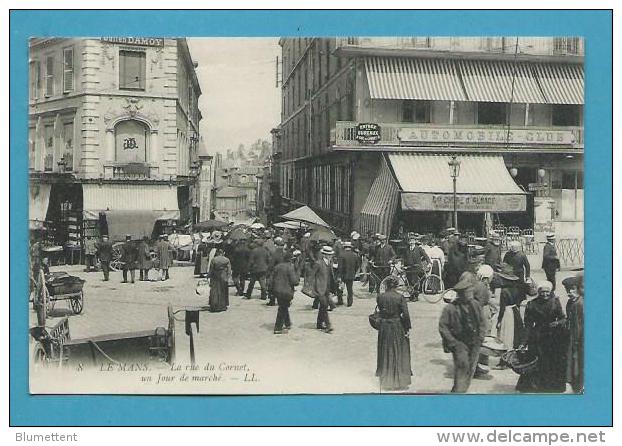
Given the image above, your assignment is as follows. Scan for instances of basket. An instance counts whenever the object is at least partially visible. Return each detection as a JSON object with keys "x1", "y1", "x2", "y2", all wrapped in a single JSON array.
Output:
[
  {"x1": 480, "y1": 336, "x2": 508, "y2": 357},
  {"x1": 46, "y1": 275, "x2": 85, "y2": 296},
  {"x1": 501, "y1": 349, "x2": 539, "y2": 375}
]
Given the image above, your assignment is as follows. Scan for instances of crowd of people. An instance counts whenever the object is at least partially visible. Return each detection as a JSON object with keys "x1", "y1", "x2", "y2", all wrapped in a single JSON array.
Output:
[{"x1": 29, "y1": 222, "x2": 583, "y2": 394}]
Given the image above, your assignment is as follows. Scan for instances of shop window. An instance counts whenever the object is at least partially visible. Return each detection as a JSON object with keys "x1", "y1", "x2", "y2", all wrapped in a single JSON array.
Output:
[
  {"x1": 119, "y1": 50, "x2": 146, "y2": 91},
  {"x1": 115, "y1": 120, "x2": 148, "y2": 163},
  {"x1": 477, "y1": 102, "x2": 508, "y2": 125},
  {"x1": 552, "y1": 104, "x2": 581, "y2": 126},
  {"x1": 63, "y1": 48, "x2": 74, "y2": 93},
  {"x1": 402, "y1": 100, "x2": 431, "y2": 123}
]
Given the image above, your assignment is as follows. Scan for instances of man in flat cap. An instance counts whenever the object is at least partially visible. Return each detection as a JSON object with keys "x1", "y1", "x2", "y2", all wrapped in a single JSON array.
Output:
[
  {"x1": 439, "y1": 273, "x2": 487, "y2": 393},
  {"x1": 120, "y1": 234, "x2": 138, "y2": 284}
]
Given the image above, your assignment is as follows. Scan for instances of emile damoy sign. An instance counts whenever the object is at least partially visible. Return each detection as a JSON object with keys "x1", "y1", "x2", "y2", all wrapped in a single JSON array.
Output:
[
  {"x1": 355, "y1": 123, "x2": 381, "y2": 144},
  {"x1": 401, "y1": 192, "x2": 527, "y2": 212},
  {"x1": 100, "y1": 37, "x2": 165, "y2": 47}
]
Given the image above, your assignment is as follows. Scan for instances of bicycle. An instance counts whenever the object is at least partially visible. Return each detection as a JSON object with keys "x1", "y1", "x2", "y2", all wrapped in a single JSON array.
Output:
[{"x1": 371, "y1": 260, "x2": 444, "y2": 302}]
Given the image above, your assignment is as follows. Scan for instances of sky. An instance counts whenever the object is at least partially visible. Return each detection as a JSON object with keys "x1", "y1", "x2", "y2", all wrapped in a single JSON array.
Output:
[{"x1": 187, "y1": 38, "x2": 281, "y2": 155}]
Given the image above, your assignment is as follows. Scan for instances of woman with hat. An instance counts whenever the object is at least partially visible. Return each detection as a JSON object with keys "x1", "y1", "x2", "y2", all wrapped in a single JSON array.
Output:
[
  {"x1": 495, "y1": 263, "x2": 526, "y2": 354},
  {"x1": 376, "y1": 275, "x2": 412, "y2": 391},
  {"x1": 563, "y1": 272, "x2": 584, "y2": 393},
  {"x1": 516, "y1": 281, "x2": 567, "y2": 393},
  {"x1": 208, "y1": 247, "x2": 231, "y2": 313}
]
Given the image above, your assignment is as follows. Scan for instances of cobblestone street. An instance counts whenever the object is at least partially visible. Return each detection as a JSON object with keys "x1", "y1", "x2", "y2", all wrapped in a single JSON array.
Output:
[{"x1": 30, "y1": 263, "x2": 575, "y2": 395}]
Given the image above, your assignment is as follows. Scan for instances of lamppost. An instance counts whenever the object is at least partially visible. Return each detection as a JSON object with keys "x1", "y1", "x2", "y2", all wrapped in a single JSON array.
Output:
[{"x1": 448, "y1": 155, "x2": 461, "y2": 231}]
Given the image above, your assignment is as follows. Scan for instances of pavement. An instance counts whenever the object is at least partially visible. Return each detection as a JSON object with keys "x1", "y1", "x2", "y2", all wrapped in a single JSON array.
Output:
[{"x1": 29, "y1": 264, "x2": 577, "y2": 395}]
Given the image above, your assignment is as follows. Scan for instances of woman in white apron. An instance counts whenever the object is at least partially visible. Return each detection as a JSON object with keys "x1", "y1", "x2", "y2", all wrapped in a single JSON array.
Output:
[{"x1": 494, "y1": 264, "x2": 525, "y2": 352}]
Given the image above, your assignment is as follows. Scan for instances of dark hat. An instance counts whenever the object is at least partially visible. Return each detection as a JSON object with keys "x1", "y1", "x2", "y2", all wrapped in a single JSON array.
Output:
[
  {"x1": 497, "y1": 263, "x2": 519, "y2": 281},
  {"x1": 125, "y1": 234, "x2": 132, "y2": 240},
  {"x1": 453, "y1": 276, "x2": 475, "y2": 291},
  {"x1": 561, "y1": 276, "x2": 579, "y2": 290}
]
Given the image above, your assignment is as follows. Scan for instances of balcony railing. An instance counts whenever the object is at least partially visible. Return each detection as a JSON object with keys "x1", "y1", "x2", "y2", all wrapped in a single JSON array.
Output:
[
  {"x1": 103, "y1": 163, "x2": 155, "y2": 180},
  {"x1": 335, "y1": 37, "x2": 584, "y2": 57},
  {"x1": 333, "y1": 121, "x2": 584, "y2": 149}
]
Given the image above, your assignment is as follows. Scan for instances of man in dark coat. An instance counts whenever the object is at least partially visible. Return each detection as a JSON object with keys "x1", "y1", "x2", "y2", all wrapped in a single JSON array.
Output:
[
  {"x1": 96, "y1": 234, "x2": 114, "y2": 281},
  {"x1": 403, "y1": 235, "x2": 430, "y2": 301},
  {"x1": 445, "y1": 238, "x2": 468, "y2": 289},
  {"x1": 245, "y1": 239, "x2": 271, "y2": 300},
  {"x1": 337, "y1": 242, "x2": 360, "y2": 307},
  {"x1": 484, "y1": 232, "x2": 502, "y2": 269},
  {"x1": 137, "y1": 236, "x2": 151, "y2": 281},
  {"x1": 120, "y1": 235, "x2": 138, "y2": 284},
  {"x1": 370, "y1": 234, "x2": 396, "y2": 292},
  {"x1": 313, "y1": 245, "x2": 335, "y2": 333},
  {"x1": 272, "y1": 251, "x2": 300, "y2": 334},
  {"x1": 231, "y1": 239, "x2": 251, "y2": 296},
  {"x1": 267, "y1": 237, "x2": 287, "y2": 306},
  {"x1": 503, "y1": 240, "x2": 530, "y2": 282},
  {"x1": 439, "y1": 275, "x2": 487, "y2": 393},
  {"x1": 542, "y1": 233, "x2": 560, "y2": 291}
]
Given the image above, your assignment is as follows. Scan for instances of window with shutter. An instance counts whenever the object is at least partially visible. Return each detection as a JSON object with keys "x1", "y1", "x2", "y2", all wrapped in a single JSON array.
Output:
[
  {"x1": 119, "y1": 50, "x2": 146, "y2": 90},
  {"x1": 29, "y1": 61, "x2": 40, "y2": 100},
  {"x1": 45, "y1": 56, "x2": 54, "y2": 96},
  {"x1": 63, "y1": 48, "x2": 74, "y2": 92}
]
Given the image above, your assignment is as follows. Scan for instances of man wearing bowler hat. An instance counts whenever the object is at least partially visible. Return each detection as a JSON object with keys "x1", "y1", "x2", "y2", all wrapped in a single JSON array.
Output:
[
  {"x1": 439, "y1": 275, "x2": 487, "y2": 393},
  {"x1": 120, "y1": 234, "x2": 138, "y2": 284},
  {"x1": 370, "y1": 234, "x2": 396, "y2": 293},
  {"x1": 96, "y1": 234, "x2": 113, "y2": 281},
  {"x1": 542, "y1": 233, "x2": 561, "y2": 291}
]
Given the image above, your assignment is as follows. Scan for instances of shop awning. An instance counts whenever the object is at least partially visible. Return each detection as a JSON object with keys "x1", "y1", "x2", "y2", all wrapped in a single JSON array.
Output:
[
  {"x1": 29, "y1": 183, "x2": 51, "y2": 228},
  {"x1": 364, "y1": 57, "x2": 467, "y2": 101},
  {"x1": 387, "y1": 153, "x2": 527, "y2": 213},
  {"x1": 359, "y1": 155, "x2": 400, "y2": 237},
  {"x1": 457, "y1": 60, "x2": 546, "y2": 103},
  {"x1": 532, "y1": 63, "x2": 584, "y2": 105},
  {"x1": 82, "y1": 184, "x2": 180, "y2": 221}
]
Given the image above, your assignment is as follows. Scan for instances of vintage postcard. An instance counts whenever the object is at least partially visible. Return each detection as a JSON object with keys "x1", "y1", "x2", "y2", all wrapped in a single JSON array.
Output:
[{"x1": 28, "y1": 36, "x2": 584, "y2": 395}]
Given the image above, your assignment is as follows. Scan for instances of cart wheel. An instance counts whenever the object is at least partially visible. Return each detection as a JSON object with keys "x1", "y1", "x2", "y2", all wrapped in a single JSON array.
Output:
[
  {"x1": 32, "y1": 344, "x2": 47, "y2": 369},
  {"x1": 166, "y1": 304, "x2": 175, "y2": 364},
  {"x1": 422, "y1": 274, "x2": 444, "y2": 303},
  {"x1": 379, "y1": 274, "x2": 410, "y2": 299},
  {"x1": 70, "y1": 291, "x2": 84, "y2": 314},
  {"x1": 110, "y1": 243, "x2": 123, "y2": 272}
]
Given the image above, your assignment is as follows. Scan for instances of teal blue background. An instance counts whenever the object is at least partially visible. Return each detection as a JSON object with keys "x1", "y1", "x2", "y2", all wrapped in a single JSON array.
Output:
[{"x1": 10, "y1": 10, "x2": 612, "y2": 426}]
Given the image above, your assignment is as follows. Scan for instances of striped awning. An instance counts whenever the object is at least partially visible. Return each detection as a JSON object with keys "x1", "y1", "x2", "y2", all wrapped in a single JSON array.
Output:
[
  {"x1": 82, "y1": 184, "x2": 180, "y2": 220},
  {"x1": 364, "y1": 57, "x2": 467, "y2": 101},
  {"x1": 387, "y1": 153, "x2": 527, "y2": 213},
  {"x1": 533, "y1": 63, "x2": 584, "y2": 104},
  {"x1": 457, "y1": 60, "x2": 546, "y2": 103},
  {"x1": 358, "y1": 155, "x2": 400, "y2": 237}
]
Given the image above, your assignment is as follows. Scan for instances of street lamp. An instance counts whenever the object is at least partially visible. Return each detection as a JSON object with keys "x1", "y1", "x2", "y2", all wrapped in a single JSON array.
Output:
[{"x1": 448, "y1": 155, "x2": 461, "y2": 231}]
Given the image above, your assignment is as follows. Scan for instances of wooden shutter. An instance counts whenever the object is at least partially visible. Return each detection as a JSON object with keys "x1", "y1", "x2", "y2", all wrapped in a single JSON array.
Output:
[
  {"x1": 63, "y1": 48, "x2": 74, "y2": 92},
  {"x1": 45, "y1": 56, "x2": 54, "y2": 96}
]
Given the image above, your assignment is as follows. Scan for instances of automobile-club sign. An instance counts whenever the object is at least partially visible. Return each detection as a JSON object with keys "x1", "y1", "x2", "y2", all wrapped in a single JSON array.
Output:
[{"x1": 355, "y1": 123, "x2": 381, "y2": 144}]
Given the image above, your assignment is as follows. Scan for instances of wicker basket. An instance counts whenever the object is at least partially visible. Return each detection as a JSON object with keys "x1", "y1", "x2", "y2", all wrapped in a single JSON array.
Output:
[
  {"x1": 46, "y1": 275, "x2": 85, "y2": 296},
  {"x1": 501, "y1": 349, "x2": 539, "y2": 375}
]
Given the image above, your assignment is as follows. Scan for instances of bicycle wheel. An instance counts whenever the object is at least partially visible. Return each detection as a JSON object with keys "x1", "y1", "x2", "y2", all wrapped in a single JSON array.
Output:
[{"x1": 421, "y1": 274, "x2": 444, "y2": 303}]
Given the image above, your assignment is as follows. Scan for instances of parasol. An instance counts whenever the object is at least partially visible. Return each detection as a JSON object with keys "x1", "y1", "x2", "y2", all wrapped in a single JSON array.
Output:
[
  {"x1": 309, "y1": 226, "x2": 337, "y2": 242},
  {"x1": 281, "y1": 205, "x2": 330, "y2": 228},
  {"x1": 250, "y1": 222, "x2": 265, "y2": 230},
  {"x1": 194, "y1": 219, "x2": 228, "y2": 231},
  {"x1": 273, "y1": 220, "x2": 308, "y2": 230}
]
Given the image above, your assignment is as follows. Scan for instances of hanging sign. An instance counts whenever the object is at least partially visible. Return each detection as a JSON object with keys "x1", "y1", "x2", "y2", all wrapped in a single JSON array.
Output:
[{"x1": 355, "y1": 123, "x2": 381, "y2": 144}]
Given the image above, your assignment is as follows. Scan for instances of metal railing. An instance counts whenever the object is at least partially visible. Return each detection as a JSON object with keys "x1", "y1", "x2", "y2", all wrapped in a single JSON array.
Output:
[{"x1": 556, "y1": 238, "x2": 584, "y2": 268}]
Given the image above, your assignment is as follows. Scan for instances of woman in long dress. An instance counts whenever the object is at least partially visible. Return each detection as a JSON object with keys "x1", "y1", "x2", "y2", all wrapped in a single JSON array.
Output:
[
  {"x1": 495, "y1": 264, "x2": 525, "y2": 351},
  {"x1": 516, "y1": 281, "x2": 567, "y2": 393},
  {"x1": 376, "y1": 275, "x2": 412, "y2": 391},
  {"x1": 208, "y1": 247, "x2": 231, "y2": 313}
]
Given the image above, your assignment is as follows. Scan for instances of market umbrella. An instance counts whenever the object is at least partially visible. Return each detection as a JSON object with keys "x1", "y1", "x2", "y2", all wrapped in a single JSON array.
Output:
[
  {"x1": 309, "y1": 226, "x2": 337, "y2": 242},
  {"x1": 228, "y1": 226, "x2": 250, "y2": 241},
  {"x1": 194, "y1": 219, "x2": 227, "y2": 231},
  {"x1": 281, "y1": 206, "x2": 330, "y2": 228},
  {"x1": 273, "y1": 220, "x2": 307, "y2": 230}
]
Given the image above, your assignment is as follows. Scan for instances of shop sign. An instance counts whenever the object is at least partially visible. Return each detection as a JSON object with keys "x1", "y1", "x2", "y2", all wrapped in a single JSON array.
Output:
[
  {"x1": 100, "y1": 37, "x2": 165, "y2": 47},
  {"x1": 356, "y1": 123, "x2": 381, "y2": 144},
  {"x1": 397, "y1": 126, "x2": 575, "y2": 145},
  {"x1": 401, "y1": 192, "x2": 526, "y2": 212}
]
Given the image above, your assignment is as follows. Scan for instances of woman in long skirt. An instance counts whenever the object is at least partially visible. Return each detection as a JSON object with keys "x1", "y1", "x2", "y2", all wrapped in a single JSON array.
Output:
[
  {"x1": 208, "y1": 247, "x2": 231, "y2": 313},
  {"x1": 516, "y1": 281, "x2": 567, "y2": 393},
  {"x1": 495, "y1": 264, "x2": 525, "y2": 351},
  {"x1": 376, "y1": 276, "x2": 412, "y2": 391}
]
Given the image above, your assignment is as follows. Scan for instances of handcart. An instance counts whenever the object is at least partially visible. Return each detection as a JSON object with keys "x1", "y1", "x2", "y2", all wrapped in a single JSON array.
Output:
[{"x1": 44, "y1": 272, "x2": 85, "y2": 315}]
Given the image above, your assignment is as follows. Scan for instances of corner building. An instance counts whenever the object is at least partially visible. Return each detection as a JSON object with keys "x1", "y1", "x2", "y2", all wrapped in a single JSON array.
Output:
[
  {"x1": 277, "y1": 37, "x2": 583, "y2": 243},
  {"x1": 28, "y1": 37, "x2": 202, "y2": 245}
]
